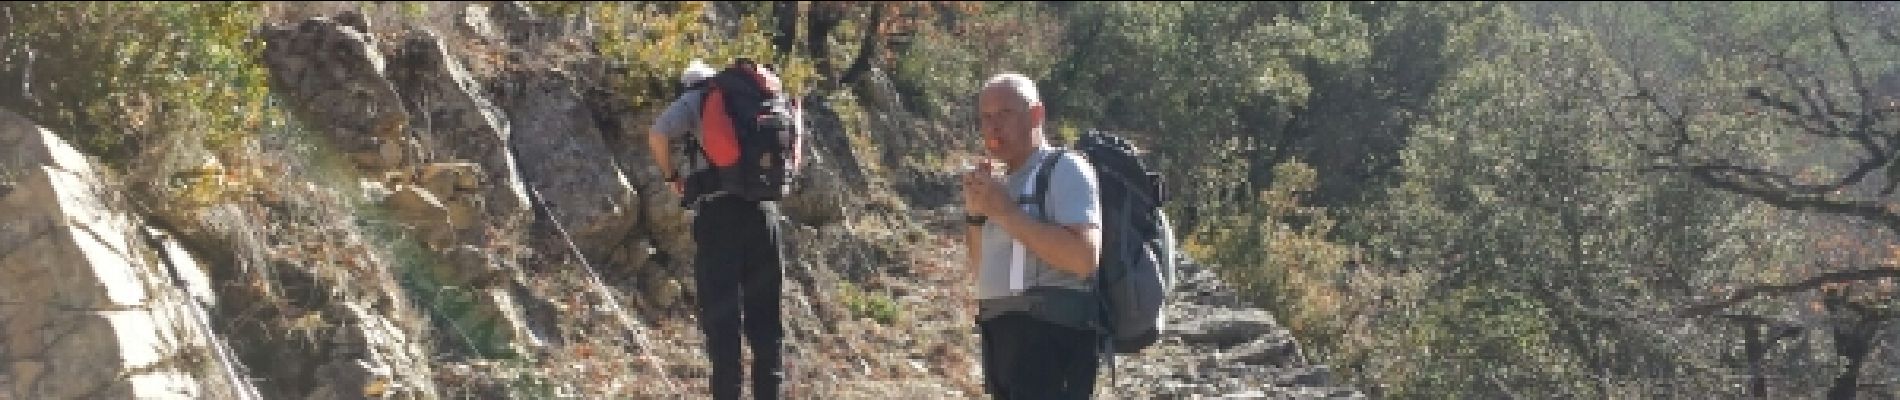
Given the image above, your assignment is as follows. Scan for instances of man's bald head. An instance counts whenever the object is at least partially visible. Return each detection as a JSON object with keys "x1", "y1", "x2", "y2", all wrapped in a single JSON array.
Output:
[
  {"x1": 977, "y1": 73, "x2": 1047, "y2": 170},
  {"x1": 982, "y1": 73, "x2": 1042, "y2": 111}
]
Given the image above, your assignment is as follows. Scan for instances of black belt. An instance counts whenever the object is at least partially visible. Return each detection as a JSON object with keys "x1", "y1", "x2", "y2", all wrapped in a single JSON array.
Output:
[{"x1": 977, "y1": 287, "x2": 1100, "y2": 332}]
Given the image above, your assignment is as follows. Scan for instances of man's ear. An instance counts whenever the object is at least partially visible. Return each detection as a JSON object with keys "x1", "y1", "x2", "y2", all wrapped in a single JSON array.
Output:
[{"x1": 1030, "y1": 103, "x2": 1046, "y2": 126}]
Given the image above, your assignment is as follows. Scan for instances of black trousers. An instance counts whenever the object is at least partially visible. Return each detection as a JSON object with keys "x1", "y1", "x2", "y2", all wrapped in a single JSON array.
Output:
[
  {"x1": 979, "y1": 313, "x2": 1101, "y2": 400},
  {"x1": 692, "y1": 197, "x2": 785, "y2": 400}
]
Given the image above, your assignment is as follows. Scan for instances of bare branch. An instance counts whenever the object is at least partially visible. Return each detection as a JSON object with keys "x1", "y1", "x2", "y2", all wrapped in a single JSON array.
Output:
[
  {"x1": 1746, "y1": 86, "x2": 1805, "y2": 121},
  {"x1": 1687, "y1": 165, "x2": 1900, "y2": 232},
  {"x1": 1595, "y1": 68, "x2": 1670, "y2": 160},
  {"x1": 1683, "y1": 268, "x2": 1900, "y2": 317},
  {"x1": 1625, "y1": 74, "x2": 1691, "y2": 159},
  {"x1": 1580, "y1": 164, "x2": 1680, "y2": 175},
  {"x1": 1769, "y1": 53, "x2": 1842, "y2": 133},
  {"x1": 1695, "y1": 164, "x2": 1809, "y2": 192},
  {"x1": 1884, "y1": 154, "x2": 1900, "y2": 195},
  {"x1": 1829, "y1": 7, "x2": 1881, "y2": 146},
  {"x1": 1738, "y1": 54, "x2": 1893, "y2": 196},
  {"x1": 1714, "y1": 313, "x2": 1788, "y2": 326}
]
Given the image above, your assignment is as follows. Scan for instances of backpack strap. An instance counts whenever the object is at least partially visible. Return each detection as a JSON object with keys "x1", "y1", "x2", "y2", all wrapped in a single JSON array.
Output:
[
  {"x1": 1028, "y1": 150, "x2": 1064, "y2": 220},
  {"x1": 679, "y1": 88, "x2": 716, "y2": 208},
  {"x1": 683, "y1": 88, "x2": 710, "y2": 165}
]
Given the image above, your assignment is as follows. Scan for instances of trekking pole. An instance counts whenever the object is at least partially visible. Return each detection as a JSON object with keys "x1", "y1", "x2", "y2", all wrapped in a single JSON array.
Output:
[{"x1": 528, "y1": 185, "x2": 683, "y2": 395}]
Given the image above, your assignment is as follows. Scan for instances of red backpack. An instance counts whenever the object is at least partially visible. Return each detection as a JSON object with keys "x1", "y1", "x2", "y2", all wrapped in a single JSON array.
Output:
[{"x1": 691, "y1": 58, "x2": 801, "y2": 201}]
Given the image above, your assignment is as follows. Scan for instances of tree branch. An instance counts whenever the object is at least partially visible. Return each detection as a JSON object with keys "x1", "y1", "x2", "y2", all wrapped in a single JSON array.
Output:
[
  {"x1": 1732, "y1": 10, "x2": 1895, "y2": 199},
  {"x1": 1751, "y1": 65, "x2": 1870, "y2": 146},
  {"x1": 1628, "y1": 75, "x2": 1691, "y2": 158},
  {"x1": 1765, "y1": 51, "x2": 1842, "y2": 134},
  {"x1": 805, "y1": 4, "x2": 843, "y2": 80},
  {"x1": 1828, "y1": 10, "x2": 1894, "y2": 186},
  {"x1": 771, "y1": 1, "x2": 800, "y2": 65},
  {"x1": 1682, "y1": 268, "x2": 1900, "y2": 317},
  {"x1": 838, "y1": 3, "x2": 887, "y2": 87},
  {"x1": 1829, "y1": 6, "x2": 1880, "y2": 148},
  {"x1": 1713, "y1": 313, "x2": 1807, "y2": 335},
  {"x1": 1747, "y1": 86, "x2": 1848, "y2": 143},
  {"x1": 1687, "y1": 163, "x2": 1900, "y2": 234}
]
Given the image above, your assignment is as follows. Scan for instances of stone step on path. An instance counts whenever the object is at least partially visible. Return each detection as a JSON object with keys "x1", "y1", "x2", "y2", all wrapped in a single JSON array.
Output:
[
  {"x1": 1171, "y1": 307, "x2": 1287, "y2": 349},
  {"x1": 1099, "y1": 260, "x2": 1366, "y2": 399}
]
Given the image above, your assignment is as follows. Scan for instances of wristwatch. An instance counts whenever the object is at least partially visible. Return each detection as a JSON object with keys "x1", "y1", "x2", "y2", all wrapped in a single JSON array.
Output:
[
  {"x1": 965, "y1": 214, "x2": 988, "y2": 226},
  {"x1": 663, "y1": 171, "x2": 680, "y2": 183}
]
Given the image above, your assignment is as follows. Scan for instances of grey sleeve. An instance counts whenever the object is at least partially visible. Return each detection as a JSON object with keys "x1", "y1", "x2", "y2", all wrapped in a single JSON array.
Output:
[
  {"x1": 1046, "y1": 153, "x2": 1102, "y2": 227},
  {"x1": 649, "y1": 91, "x2": 701, "y2": 139}
]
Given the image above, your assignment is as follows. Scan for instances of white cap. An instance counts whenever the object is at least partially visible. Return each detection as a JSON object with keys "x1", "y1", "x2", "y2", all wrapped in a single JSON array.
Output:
[{"x1": 681, "y1": 59, "x2": 716, "y2": 86}]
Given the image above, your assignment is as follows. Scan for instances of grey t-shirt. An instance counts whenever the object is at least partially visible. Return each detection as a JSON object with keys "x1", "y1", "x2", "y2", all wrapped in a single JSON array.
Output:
[
  {"x1": 650, "y1": 89, "x2": 705, "y2": 139},
  {"x1": 976, "y1": 147, "x2": 1101, "y2": 301},
  {"x1": 651, "y1": 89, "x2": 709, "y2": 178}
]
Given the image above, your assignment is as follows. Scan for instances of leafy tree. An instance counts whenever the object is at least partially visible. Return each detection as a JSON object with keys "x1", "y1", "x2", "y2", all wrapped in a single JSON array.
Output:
[
  {"x1": 1193, "y1": 160, "x2": 1359, "y2": 357},
  {"x1": 1595, "y1": 2, "x2": 1900, "y2": 398},
  {"x1": 780, "y1": 1, "x2": 981, "y2": 90},
  {"x1": 0, "y1": 2, "x2": 273, "y2": 162},
  {"x1": 1043, "y1": 1, "x2": 1359, "y2": 236},
  {"x1": 887, "y1": 1, "x2": 1061, "y2": 120},
  {"x1": 1041, "y1": 2, "x2": 1502, "y2": 239},
  {"x1": 1348, "y1": 11, "x2": 1808, "y2": 397}
]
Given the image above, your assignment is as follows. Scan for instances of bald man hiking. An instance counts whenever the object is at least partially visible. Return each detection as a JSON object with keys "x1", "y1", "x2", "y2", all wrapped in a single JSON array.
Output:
[{"x1": 962, "y1": 73, "x2": 1105, "y2": 399}]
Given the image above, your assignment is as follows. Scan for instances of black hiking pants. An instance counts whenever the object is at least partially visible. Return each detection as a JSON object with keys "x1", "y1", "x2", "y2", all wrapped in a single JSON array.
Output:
[
  {"x1": 979, "y1": 313, "x2": 1101, "y2": 400},
  {"x1": 692, "y1": 196, "x2": 785, "y2": 400}
]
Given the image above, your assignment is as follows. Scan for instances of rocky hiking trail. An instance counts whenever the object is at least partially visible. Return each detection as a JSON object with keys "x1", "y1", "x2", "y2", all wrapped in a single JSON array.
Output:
[
  {"x1": 1109, "y1": 260, "x2": 1367, "y2": 399},
  {"x1": 608, "y1": 209, "x2": 1372, "y2": 399}
]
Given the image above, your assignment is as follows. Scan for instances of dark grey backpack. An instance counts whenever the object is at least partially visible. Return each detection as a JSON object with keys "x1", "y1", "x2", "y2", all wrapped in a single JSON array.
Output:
[{"x1": 1032, "y1": 130, "x2": 1177, "y2": 354}]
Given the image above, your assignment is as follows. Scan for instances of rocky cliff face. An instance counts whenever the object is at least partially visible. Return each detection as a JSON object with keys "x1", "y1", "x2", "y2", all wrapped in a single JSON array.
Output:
[
  {"x1": 0, "y1": 109, "x2": 259, "y2": 399},
  {"x1": 0, "y1": 3, "x2": 1363, "y2": 398}
]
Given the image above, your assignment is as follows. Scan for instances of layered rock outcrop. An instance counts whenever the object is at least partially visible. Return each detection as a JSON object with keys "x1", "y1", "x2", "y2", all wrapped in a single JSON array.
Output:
[{"x1": 0, "y1": 109, "x2": 259, "y2": 399}]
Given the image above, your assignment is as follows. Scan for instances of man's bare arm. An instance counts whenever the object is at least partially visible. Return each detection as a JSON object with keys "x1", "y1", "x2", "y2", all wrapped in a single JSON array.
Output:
[
  {"x1": 967, "y1": 223, "x2": 984, "y2": 281},
  {"x1": 991, "y1": 205, "x2": 1100, "y2": 278},
  {"x1": 647, "y1": 131, "x2": 676, "y2": 179}
]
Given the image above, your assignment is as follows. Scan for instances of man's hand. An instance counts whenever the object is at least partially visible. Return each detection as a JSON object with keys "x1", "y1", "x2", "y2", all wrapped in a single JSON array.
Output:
[{"x1": 961, "y1": 162, "x2": 1012, "y2": 216}]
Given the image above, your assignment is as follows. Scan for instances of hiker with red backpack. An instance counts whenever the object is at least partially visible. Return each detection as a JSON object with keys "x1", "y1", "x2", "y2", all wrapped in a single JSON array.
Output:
[
  {"x1": 647, "y1": 58, "x2": 804, "y2": 400},
  {"x1": 962, "y1": 73, "x2": 1180, "y2": 399}
]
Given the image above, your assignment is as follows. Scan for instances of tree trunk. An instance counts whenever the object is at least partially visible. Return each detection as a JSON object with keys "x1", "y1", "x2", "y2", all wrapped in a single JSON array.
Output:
[
  {"x1": 1826, "y1": 300, "x2": 1887, "y2": 400},
  {"x1": 0, "y1": 5, "x2": 27, "y2": 110},
  {"x1": 772, "y1": 1, "x2": 799, "y2": 65},
  {"x1": 806, "y1": 4, "x2": 843, "y2": 81},
  {"x1": 838, "y1": 3, "x2": 886, "y2": 87},
  {"x1": 1827, "y1": 347, "x2": 1867, "y2": 400},
  {"x1": 1744, "y1": 324, "x2": 1767, "y2": 399},
  {"x1": 1826, "y1": 325, "x2": 1878, "y2": 400}
]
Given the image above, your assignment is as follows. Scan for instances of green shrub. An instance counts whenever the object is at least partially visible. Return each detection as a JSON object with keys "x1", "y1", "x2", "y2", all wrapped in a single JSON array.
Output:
[
  {"x1": 531, "y1": 2, "x2": 818, "y2": 114},
  {"x1": 2, "y1": 2, "x2": 282, "y2": 221},
  {"x1": 2, "y1": 2, "x2": 275, "y2": 160},
  {"x1": 888, "y1": 2, "x2": 1061, "y2": 120},
  {"x1": 1192, "y1": 160, "x2": 1359, "y2": 356},
  {"x1": 840, "y1": 281, "x2": 901, "y2": 325}
]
